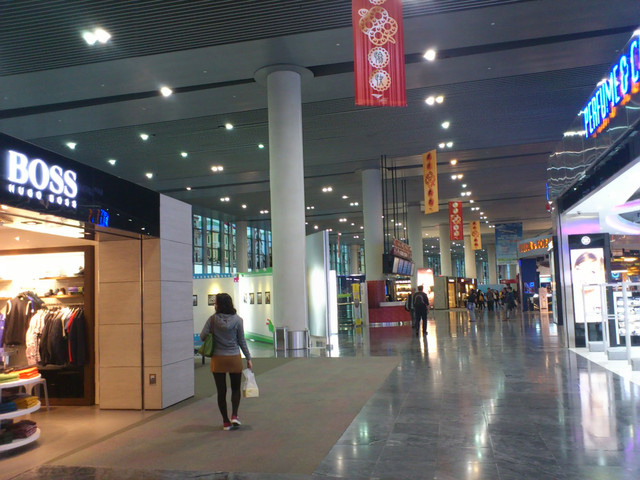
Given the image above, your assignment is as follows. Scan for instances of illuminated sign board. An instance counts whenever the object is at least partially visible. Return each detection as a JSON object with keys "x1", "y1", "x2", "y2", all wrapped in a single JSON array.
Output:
[
  {"x1": 583, "y1": 32, "x2": 640, "y2": 138},
  {"x1": 6, "y1": 150, "x2": 78, "y2": 209},
  {"x1": 518, "y1": 237, "x2": 551, "y2": 255}
]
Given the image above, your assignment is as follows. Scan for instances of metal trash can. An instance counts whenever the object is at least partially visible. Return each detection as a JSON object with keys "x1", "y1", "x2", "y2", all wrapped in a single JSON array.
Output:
[
  {"x1": 287, "y1": 329, "x2": 309, "y2": 350},
  {"x1": 274, "y1": 326, "x2": 288, "y2": 352}
]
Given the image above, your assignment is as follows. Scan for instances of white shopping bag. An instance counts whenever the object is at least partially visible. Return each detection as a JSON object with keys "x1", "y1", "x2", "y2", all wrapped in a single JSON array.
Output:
[{"x1": 242, "y1": 368, "x2": 259, "y2": 398}]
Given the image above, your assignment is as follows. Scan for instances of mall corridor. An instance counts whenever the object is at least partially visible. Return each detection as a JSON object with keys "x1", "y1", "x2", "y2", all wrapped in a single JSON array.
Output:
[{"x1": 7, "y1": 309, "x2": 640, "y2": 480}]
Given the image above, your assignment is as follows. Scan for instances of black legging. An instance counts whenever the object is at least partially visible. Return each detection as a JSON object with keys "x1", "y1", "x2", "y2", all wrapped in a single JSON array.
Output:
[{"x1": 213, "y1": 372, "x2": 242, "y2": 423}]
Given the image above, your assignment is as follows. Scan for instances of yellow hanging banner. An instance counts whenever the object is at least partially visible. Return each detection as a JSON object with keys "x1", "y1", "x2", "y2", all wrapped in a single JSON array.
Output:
[
  {"x1": 422, "y1": 150, "x2": 438, "y2": 214},
  {"x1": 470, "y1": 221, "x2": 482, "y2": 250}
]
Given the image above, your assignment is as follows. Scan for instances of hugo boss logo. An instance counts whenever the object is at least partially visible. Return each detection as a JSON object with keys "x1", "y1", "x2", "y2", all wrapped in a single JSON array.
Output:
[{"x1": 6, "y1": 149, "x2": 78, "y2": 208}]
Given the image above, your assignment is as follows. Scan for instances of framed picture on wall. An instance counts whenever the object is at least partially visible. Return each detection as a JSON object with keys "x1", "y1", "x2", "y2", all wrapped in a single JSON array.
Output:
[
  {"x1": 257, "y1": 292, "x2": 263, "y2": 304},
  {"x1": 193, "y1": 295, "x2": 198, "y2": 306},
  {"x1": 265, "y1": 291, "x2": 271, "y2": 304},
  {"x1": 250, "y1": 293, "x2": 255, "y2": 304},
  {"x1": 208, "y1": 294, "x2": 216, "y2": 306}
]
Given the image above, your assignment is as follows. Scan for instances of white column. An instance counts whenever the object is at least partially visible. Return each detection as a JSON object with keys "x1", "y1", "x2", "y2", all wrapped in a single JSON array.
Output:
[
  {"x1": 350, "y1": 244, "x2": 360, "y2": 274},
  {"x1": 256, "y1": 65, "x2": 312, "y2": 331},
  {"x1": 438, "y1": 224, "x2": 452, "y2": 276},
  {"x1": 362, "y1": 168, "x2": 384, "y2": 280},
  {"x1": 408, "y1": 204, "x2": 423, "y2": 288},
  {"x1": 236, "y1": 221, "x2": 248, "y2": 273},
  {"x1": 487, "y1": 243, "x2": 497, "y2": 284},
  {"x1": 464, "y1": 234, "x2": 477, "y2": 280}
]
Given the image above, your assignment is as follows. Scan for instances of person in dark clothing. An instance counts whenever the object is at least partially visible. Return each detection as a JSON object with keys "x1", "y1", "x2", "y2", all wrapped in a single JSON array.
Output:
[
  {"x1": 505, "y1": 287, "x2": 517, "y2": 319},
  {"x1": 486, "y1": 288, "x2": 495, "y2": 311},
  {"x1": 467, "y1": 289, "x2": 477, "y2": 322},
  {"x1": 412, "y1": 285, "x2": 429, "y2": 336}
]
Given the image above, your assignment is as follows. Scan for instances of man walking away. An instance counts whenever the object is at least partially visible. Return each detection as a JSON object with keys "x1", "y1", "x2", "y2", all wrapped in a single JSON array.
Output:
[
  {"x1": 486, "y1": 288, "x2": 495, "y2": 311},
  {"x1": 413, "y1": 285, "x2": 429, "y2": 336}
]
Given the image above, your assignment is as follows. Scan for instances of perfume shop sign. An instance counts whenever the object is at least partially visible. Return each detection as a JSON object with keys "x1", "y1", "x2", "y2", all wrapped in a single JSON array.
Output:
[{"x1": 5, "y1": 149, "x2": 78, "y2": 208}]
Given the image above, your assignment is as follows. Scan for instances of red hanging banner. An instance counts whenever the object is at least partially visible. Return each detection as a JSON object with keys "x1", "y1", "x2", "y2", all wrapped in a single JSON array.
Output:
[
  {"x1": 352, "y1": 0, "x2": 406, "y2": 107},
  {"x1": 449, "y1": 201, "x2": 463, "y2": 241}
]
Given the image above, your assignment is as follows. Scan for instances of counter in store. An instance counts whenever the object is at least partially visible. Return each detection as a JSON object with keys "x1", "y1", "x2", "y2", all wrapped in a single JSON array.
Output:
[{"x1": 368, "y1": 301, "x2": 411, "y2": 324}]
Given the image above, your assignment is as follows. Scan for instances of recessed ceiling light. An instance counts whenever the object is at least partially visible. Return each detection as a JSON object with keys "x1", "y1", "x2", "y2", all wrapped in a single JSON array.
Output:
[
  {"x1": 211, "y1": 165, "x2": 224, "y2": 172},
  {"x1": 447, "y1": 141, "x2": 454, "y2": 148},
  {"x1": 439, "y1": 143, "x2": 445, "y2": 149},
  {"x1": 66, "y1": 142, "x2": 77, "y2": 150},
  {"x1": 450, "y1": 159, "x2": 458, "y2": 165},
  {"x1": 425, "y1": 96, "x2": 435, "y2": 105},
  {"x1": 180, "y1": 152, "x2": 188, "y2": 158},
  {"x1": 145, "y1": 172, "x2": 153, "y2": 179},
  {"x1": 258, "y1": 144, "x2": 265, "y2": 149},
  {"x1": 423, "y1": 48, "x2": 437, "y2": 61},
  {"x1": 107, "y1": 159, "x2": 116, "y2": 165},
  {"x1": 462, "y1": 184, "x2": 467, "y2": 188},
  {"x1": 322, "y1": 186, "x2": 333, "y2": 192},
  {"x1": 225, "y1": 123, "x2": 234, "y2": 130},
  {"x1": 220, "y1": 197, "x2": 230, "y2": 202},
  {"x1": 242, "y1": 204, "x2": 247, "y2": 209},
  {"x1": 160, "y1": 86, "x2": 173, "y2": 97},
  {"x1": 470, "y1": 200, "x2": 474, "y2": 203},
  {"x1": 436, "y1": 95, "x2": 444, "y2": 104},
  {"x1": 186, "y1": 187, "x2": 191, "y2": 191},
  {"x1": 314, "y1": 225, "x2": 319, "y2": 230},
  {"x1": 342, "y1": 195, "x2": 349, "y2": 199},
  {"x1": 140, "y1": 133, "x2": 149, "y2": 141},
  {"x1": 441, "y1": 121, "x2": 450, "y2": 129},
  {"x1": 82, "y1": 28, "x2": 111, "y2": 45}
]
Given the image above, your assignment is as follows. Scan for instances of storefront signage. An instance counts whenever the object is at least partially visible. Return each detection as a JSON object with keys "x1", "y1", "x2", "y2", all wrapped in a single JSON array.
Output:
[
  {"x1": 6, "y1": 150, "x2": 78, "y2": 208},
  {"x1": 352, "y1": 0, "x2": 406, "y2": 107},
  {"x1": 495, "y1": 222, "x2": 523, "y2": 264},
  {"x1": 518, "y1": 237, "x2": 551, "y2": 255},
  {"x1": 583, "y1": 32, "x2": 640, "y2": 138}
]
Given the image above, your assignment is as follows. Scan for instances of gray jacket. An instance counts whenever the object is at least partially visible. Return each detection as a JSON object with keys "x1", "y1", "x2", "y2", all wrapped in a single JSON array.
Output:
[{"x1": 200, "y1": 313, "x2": 251, "y2": 359}]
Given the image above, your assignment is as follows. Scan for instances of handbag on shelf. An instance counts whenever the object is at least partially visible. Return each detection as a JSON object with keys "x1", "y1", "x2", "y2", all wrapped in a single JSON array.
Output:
[{"x1": 198, "y1": 333, "x2": 215, "y2": 357}]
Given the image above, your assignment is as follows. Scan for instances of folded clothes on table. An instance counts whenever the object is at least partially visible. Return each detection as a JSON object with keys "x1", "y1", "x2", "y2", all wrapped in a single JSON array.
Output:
[
  {"x1": 0, "y1": 401, "x2": 17, "y2": 413},
  {"x1": 15, "y1": 367, "x2": 39, "y2": 379},
  {"x1": 0, "y1": 372, "x2": 19, "y2": 383},
  {"x1": 13, "y1": 396, "x2": 39, "y2": 409},
  {"x1": 8, "y1": 419, "x2": 37, "y2": 439}
]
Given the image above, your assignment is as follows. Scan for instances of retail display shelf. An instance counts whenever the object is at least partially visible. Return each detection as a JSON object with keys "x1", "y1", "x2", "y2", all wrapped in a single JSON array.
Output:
[
  {"x1": 0, "y1": 401, "x2": 41, "y2": 420},
  {"x1": 0, "y1": 375, "x2": 42, "y2": 452},
  {"x1": 0, "y1": 428, "x2": 40, "y2": 453},
  {"x1": 39, "y1": 276, "x2": 84, "y2": 280},
  {"x1": 42, "y1": 294, "x2": 84, "y2": 299}
]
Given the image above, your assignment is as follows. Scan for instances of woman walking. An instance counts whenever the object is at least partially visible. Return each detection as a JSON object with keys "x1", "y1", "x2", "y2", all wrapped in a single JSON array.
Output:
[{"x1": 200, "y1": 293, "x2": 253, "y2": 431}]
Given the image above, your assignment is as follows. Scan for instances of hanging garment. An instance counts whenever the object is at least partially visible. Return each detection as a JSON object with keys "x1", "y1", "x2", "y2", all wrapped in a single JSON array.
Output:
[{"x1": 2, "y1": 295, "x2": 35, "y2": 346}]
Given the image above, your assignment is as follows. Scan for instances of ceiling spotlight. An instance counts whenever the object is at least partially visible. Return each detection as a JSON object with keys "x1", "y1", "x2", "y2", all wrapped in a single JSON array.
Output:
[
  {"x1": 350, "y1": 202, "x2": 359, "y2": 206},
  {"x1": 145, "y1": 172, "x2": 153, "y2": 179},
  {"x1": 342, "y1": 195, "x2": 349, "y2": 199},
  {"x1": 339, "y1": 218, "x2": 347, "y2": 223},
  {"x1": 423, "y1": 48, "x2": 437, "y2": 61},
  {"x1": 225, "y1": 123, "x2": 234, "y2": 130},
  {"x1": 65, "y1": 142, "x2": 77, "y2": 150},
  {"x1": 258, "y1": 144, "x2": 265, "y2": 149},
  {"x1": 425, "y1": 96, "x2": 435, "y2": 105},
  {"x1": 314, "y1": 225, "x2": 319, "y2": 230},
  {"x1": 451, "y1": 174, "x2": 457, "y2": 180},
  {"x1": 436, "y1": 95, "x2": 444, "y2": 104},
  {"x1": 447, "y1": 141, "x2": 454, "y2": 148},
  {"x1": 160, "y1": 86, "x2": 173, "y2": 97},
  {"x1": 211, "y1": 165, "x2": 224, "y2": 172},
  {"x1": 260, "y1": 209, "x2": 269, "y2": 214},
  {"x1": 450, "y1": 159, "x2": 458, "y2": 165},
  {"x1": 469, "y1": 199, "x2": 474, "y2": 203},
  {"x1": 82, "y1": 28, "x2": 111, "y2": 45},
  {"x1": 441, "y1": 121, "x2": 450, "y2": 129},
  {"x1": 439, "y1": 143, "x2": 445, "y2": 149},
  {"x1": 220, "y1": 197, "x2": 230, "y2": 202},
  {"x1": 107, "y1": 159, "x2": 116, "y2": 165},
  {"x1": 322, "y1": 186, "x2": 333, "y2": 192},
  {"x1": 242, "y1": 204, "x2": 247, "y2": 209},
  {"x1": 462, "y1": 184, "x2": 467, "y2": 188},
  {"x1": 140, "y1": 133, "x2": 149, "y2": 141},
  {"x1": 186, "y1": 187, "x2": 191, "y2": 191},
  {"x1": 180, "y1": 152, "x2": 188, "y2": 158}
]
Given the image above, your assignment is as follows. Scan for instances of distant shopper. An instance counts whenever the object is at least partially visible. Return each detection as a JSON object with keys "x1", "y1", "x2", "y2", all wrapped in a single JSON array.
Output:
[
  {"x1": 200, "y1": 293, "x2": 253, "y2": 431},
  {"x1": 486, "y1": 288, "x2": 495, "y2": 311},
  {"x1": 505, "y1": 287, "x2": 517, "y2": 319},
  {"x1": 413, "y1": 285, "x2": 430, "y2": 336},
  {"x1": 477, "y1": 290, "x2": 485, "y2": 310},
  {"x1": 467, "y1": 289, "x2": 477, "y2": 322}
]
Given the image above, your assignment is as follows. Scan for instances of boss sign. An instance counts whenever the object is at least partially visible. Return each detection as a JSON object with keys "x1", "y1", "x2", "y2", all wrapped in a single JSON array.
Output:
[{"x1": 6, "y1": 150, "x2": 78, "y2": 208}]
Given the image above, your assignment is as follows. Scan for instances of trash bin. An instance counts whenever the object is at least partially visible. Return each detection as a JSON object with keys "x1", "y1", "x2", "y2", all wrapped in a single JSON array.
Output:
[
  {"x1": 274, "y1": 326, "x2": 288, "y2": 352},
  {"x1": 287, "y1": 329, "x2": 309, "y2": 350}
]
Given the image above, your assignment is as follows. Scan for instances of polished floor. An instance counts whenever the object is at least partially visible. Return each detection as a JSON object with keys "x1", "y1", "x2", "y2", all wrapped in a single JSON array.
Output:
[{"x1": 9, "y1": 308, "x2": 640, "y2": 480}]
